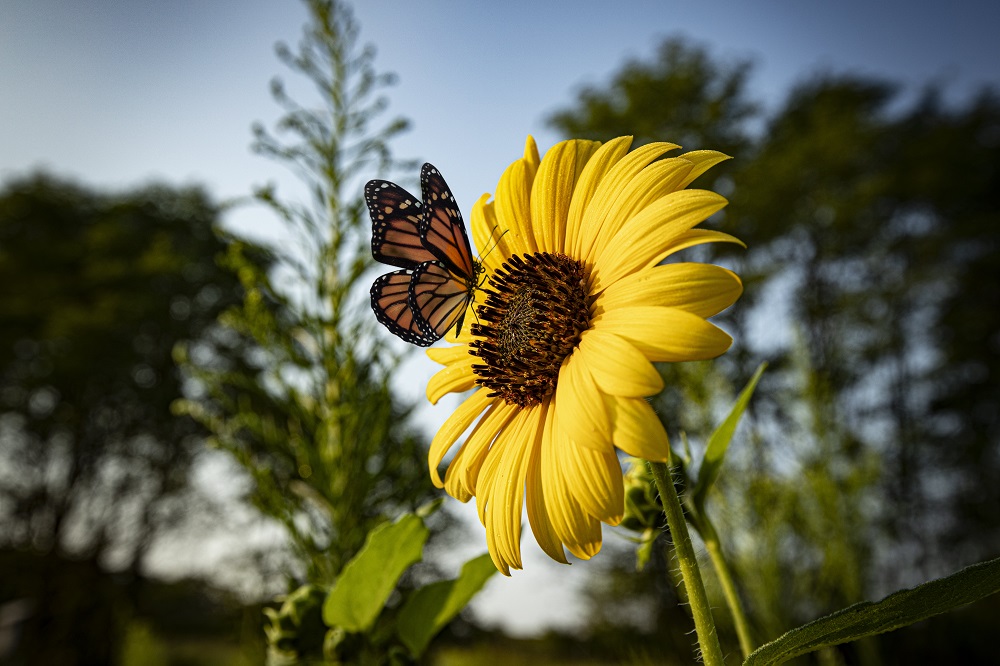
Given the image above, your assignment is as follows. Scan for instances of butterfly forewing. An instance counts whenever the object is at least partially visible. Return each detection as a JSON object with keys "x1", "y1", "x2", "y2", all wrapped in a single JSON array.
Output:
[
  {"x1": 409, "y1": 261, "x2": 473, "y2": 338},
  {"x1": 419, "y1": 164, "x2": 476, "y2": 278},
  {"x1": 366, "y1": 180, "x2": 437, "y2": 269},
  {"x1": 370, "y1": 269, "x2": 438, "y2": 347}
]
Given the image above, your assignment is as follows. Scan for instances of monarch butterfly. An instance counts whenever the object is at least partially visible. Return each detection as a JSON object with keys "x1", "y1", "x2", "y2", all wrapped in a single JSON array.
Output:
[{"x1": 367, "y1": 163, "x2": 484, "y2": 346}]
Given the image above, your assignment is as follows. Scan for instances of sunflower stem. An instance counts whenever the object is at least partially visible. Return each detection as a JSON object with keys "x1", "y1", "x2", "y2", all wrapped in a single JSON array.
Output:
[{"x1": 648, "y1": 460, "x2": 725, "y2": 666}]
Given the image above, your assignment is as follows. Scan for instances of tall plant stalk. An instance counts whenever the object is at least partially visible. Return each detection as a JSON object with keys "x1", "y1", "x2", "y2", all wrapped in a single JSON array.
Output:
[{"x1": 177, "y1": 0, "x2": 430, "y2": 586}]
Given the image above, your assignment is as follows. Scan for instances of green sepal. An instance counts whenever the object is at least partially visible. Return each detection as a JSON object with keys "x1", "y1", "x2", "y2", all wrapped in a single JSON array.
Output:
[{"x1": 635, "y1": 528, "x2": 658, "y2": 572}]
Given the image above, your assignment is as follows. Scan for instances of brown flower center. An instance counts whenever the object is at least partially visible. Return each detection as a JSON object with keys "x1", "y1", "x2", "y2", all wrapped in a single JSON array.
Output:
[{"x1": 470, "y1": 252, "x2": 590, "y2": 407}]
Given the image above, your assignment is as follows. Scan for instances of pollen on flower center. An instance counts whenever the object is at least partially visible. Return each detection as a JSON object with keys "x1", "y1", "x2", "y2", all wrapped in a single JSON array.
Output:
[{"x1": 470, "y1": 252, "x2": 590, "y2": 407}]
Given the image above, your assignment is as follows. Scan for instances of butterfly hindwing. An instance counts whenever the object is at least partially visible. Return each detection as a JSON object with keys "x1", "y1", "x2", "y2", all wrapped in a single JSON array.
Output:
[
  {"x1": 370, "y1": 269, "x2": 438, "y2": 347},
  {"x1": 419, "y1": 164, "x2": 476, "y2": 279},
  {"x1": 409, "y1": 260, "x2": 472, "y2": 338},
  {"x1": 366, "y1": 179, "x2": 437, "y2": 269}
]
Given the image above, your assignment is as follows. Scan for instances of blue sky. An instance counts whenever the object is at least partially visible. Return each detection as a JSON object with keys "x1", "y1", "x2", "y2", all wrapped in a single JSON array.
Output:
[{"x1": 3, "y1": 0, "x2": 999, "y2": 636}]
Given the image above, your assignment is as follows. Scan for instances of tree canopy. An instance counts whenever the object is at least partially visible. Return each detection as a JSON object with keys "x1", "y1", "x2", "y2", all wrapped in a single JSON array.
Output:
[{"x1": 0, "y1": 174, "x2": 252, "y2": 664}]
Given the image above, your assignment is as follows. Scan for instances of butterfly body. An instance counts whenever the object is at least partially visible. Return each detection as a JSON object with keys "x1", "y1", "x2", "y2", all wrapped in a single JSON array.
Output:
[{"x1": 367, "y1": 164, "x2": 483, "y2": 346}]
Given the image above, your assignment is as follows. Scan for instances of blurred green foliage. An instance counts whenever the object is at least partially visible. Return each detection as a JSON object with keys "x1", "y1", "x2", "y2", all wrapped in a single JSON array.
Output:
[
  {"x1": 551, "y1": 36, "x2": 1000, "y2": 663},
  {"x1": 0, "y1": 176, "x2": 252, "y2": 665}
]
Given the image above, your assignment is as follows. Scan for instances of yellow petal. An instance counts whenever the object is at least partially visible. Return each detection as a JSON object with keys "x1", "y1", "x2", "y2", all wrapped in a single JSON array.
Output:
[
  {"x1": 494, "y1": 157, "x2": 536, "y2": 256},
  {"x1": 485, "y1": 405, "x2": 542, "y2": 573},
  {"x1": 531, "y1": 140, "x2": 598, "y2": 254},
  {"x1": 592, "y1": 263, "x2": 743, "y2": 319},
  {"x1": 471, "y1": 192, "x2": 494, "y2": 256},
  {"x1": 676, "y1": 150, "x2": 732, "y2": 188},
  {"x1": 526, "y1": 401, "x2": 569, "y2": 564},
  {"x1": 444, "y1": 400, "x2": 508, "y2": 502},
  {"x1": 573, "y1": 141, "x2": 602, "y2": 175},
  {"x1": 427, "y1": 344, "x2": 470, "y2": 366},
  {"x1": 577, "y1": 141, "x2": 680, "y2": 262},
  {"x1": 606, "y1": 395, "x2": 671, "y2": 462},
  {"x1": 577, "y1": 329, "x2": 663, "y2": 397},
  {"x1": 522, "y1": 135, "x2": 541, "y2": 172},
  {"x1": 661, "y1": 228, "x2": 746, "y2": 257},
  {"x1": 554, "y1": 423, "x2": 625, "y2": 525},
  {"x1": 494, "y1": 165, "x2": 535, "y2": 254},
  {"x1": 553, "y1": 351, "x2": 612, "y2": 453},
  {"x1": 566, "y1": 136, "x2": 633, "y2": 259},
  {"x1": 470, "y1": 194, "x2": 511, "y2": 275},
  {"x1": 542, "y1": 395, "x2": 603, "y2": 560},
  {"x1": 428, "y1": 388, "x2": 494, "y2": 487},
  {"x1": 475, "y1": 407, "x2": 529, "y2": 526},
  {"x1": 443, "y1": 444, "x2": 474, "y2": 502},
  {"x1": 471, "y1": 138, "x2": 539, "y2": 271},
  {"x1": 426, "y1": 355, "x2": 477, "y2": 404},
  {"x1": 592, "y1": 306, "x2": 733, "y2": 362},
  {"x1": 477, "y1": 408, "x2": 535, "y2": 576},
  {"x1": 587, "y1": 157, "x2": 695, "y2": 266},
  {"x1": 459, "y1": 399, "x2": 519, "y2": 497},
  {"x1": 590, "y1": 189, "x2": 728, "y2": 293}
]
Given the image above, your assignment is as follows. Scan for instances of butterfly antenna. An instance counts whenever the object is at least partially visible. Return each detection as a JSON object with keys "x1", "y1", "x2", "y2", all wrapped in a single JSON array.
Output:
[{"x1": 479, "y1": 226, "x2": 510, "y2": 262}]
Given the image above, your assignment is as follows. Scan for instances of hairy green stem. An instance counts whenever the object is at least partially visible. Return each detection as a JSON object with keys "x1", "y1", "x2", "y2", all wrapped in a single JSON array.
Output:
[{"x1": 648, "y1": 460, "x2": 725, "y2": 666}]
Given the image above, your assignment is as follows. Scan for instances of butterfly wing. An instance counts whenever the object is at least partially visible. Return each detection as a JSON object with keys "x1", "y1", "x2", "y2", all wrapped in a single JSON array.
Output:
[
  {"x1": 369, "y1": 167, "x2": 481, "y2": 346},
  {"x1": 370, "y1": 269, "x2": 438, "y2": 347},
  {"x1": 366, "y1": 179, "x2": 438, "y2": 269},
  {"x1": 419, "y1": 164, "x2": 476, "y2": 279},
  {"x1": 409, "y1": 260, "x2": 473, "y2": 339}
]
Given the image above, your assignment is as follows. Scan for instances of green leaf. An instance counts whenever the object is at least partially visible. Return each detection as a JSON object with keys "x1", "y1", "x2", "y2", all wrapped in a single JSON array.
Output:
[
  {"x1": 322, "y1": 513, "x2": 430, "y2": 632},
  {"x1": 691, "y1": 362, "x2": 766, "y2": 511},
  {"x1": 396, "y1": 553, "x2": 498, "y2": 658},
  {"x1": 744, "y1": 555, "x2": 1000, "y2": 665}
]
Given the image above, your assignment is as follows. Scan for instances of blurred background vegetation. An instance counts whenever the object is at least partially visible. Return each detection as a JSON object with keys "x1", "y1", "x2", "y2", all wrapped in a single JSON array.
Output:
[
  {"x1": 1, "y1": 1, "x2": 997, "y2": 664},
  {"x1": 550, "y1": 38, "x2": 1000, "y2": 664}
]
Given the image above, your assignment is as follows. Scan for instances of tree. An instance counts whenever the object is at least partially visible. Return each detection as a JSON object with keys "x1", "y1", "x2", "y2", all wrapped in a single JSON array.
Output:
[
  {"x1": 0, "y1": 175, "x2": 250, "y2": 664},
  {"x1": 731, "y1": 76, "x2": 1000, "y2": 586},
  {"x1": 548, "y1": 36, "x2": 756, "y2": 160},
  {"x1": 889, "y1": 89, "x2": 1000, "y2": 564}
]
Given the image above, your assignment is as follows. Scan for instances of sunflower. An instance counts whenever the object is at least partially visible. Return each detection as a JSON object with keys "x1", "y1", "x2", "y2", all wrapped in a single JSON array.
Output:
[{"x1": 426, "y1": 136, "x2": 744, "y2": 574}]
